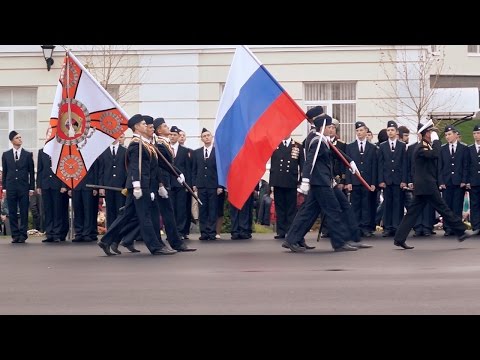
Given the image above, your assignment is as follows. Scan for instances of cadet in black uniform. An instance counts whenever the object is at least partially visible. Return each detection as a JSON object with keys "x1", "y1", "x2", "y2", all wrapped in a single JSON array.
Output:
[
  {"x1": 320, "y1": 117, "x2": 347, "y2": 238},
  {"x1": 393, "y1": 123, "x2": 473, "y2": 249},
  {"x1": 466, "y1": 124, "x2": 480, "y2": 235},
  {"x1": 438, "y1": 125, "x2": 469, "y2": 236},
  {"x1": 191, "y1": 128, "x2": 221, "y2": 241},
  {"x1": 283, "y1": 116, "x2": 358, "y2": 252},
  {"x1": 269, "y1": 134, "x2": 305, "y2": 239},
  {"x1": 169, "y1": 126, "x2": 192, "y2": 240},
  {"x1": 37, "y1": 147, "x2": 69, "y2": 242},
  {"x1": 153, "y1": 118, "x2": 196, "y2": 252},
  {"x1": 98, "y1": 135, "x2": 127, "y2": 229},
  {"x1": 2, "y1": 131, "x2": 35, "y2": 243},
  {"x1": 345, "y1": 122, "x2": 377, "y2": 237},
  {"x1": 377, "y1": 120, "x2": 407, "y2": 237},
  {"x1": 406, "y1": 134, "x2": 436, "y2": 237},
  {"x1": 178, "y1": 129, "x2": 193, "y2": 238}
]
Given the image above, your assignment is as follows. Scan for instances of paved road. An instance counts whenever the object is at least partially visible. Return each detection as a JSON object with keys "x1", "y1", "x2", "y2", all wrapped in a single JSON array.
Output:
[{"x1": 1, "y1": 232, "x2": 480, "y2": 314}]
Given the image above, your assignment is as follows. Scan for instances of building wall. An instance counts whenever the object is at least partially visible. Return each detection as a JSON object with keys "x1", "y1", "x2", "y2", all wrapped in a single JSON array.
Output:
[{"x1": 1, "y1": 45, "x2": 480, "y2": 156}]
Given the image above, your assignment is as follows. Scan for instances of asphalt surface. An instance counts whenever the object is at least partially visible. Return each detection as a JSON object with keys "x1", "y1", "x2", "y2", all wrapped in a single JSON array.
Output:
[{"x1": 1, "y1": 231, "x2": 480, "y2": 314}]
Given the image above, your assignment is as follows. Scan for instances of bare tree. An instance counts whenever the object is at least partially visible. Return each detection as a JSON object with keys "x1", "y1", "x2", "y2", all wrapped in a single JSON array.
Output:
[
  {"x1": 79, "y1": 45, "x2": 144, "y2": 106},
  {"x1": 375, "y1": 45, "x2": 458, "y2": 129}
]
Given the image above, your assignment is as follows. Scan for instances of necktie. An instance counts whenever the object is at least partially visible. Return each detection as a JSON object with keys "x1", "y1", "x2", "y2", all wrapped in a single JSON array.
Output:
[
  {"x1": 477, "y1": 146, "x2": 480, "y2": 154},
  {"x1": 360, "y1": 142, "x2": 364, "y2": 154},
  {"x1": 391, "y1": 142, "x2": 395, "y2": 151},
  {"x1": 451, "y1": 144, "x2": 455, "y2": 156},
  {"x1": 205, "y1": 148, "x2": 208, "y2": 159},
  {"x1": 15, "y1": 151, "x2": 18, "y2": 161},
  {"x1": 112, "y1": 146, "x2": 116, "y2": 157},
  {"x1": 284, "y1": 140, "x2": 287, "y2": 147}
]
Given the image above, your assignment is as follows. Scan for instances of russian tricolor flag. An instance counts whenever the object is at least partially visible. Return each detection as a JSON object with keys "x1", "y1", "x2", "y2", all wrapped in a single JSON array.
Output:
[{"x1": 214, "y1": 45, "x2": 306, "y2": 209}]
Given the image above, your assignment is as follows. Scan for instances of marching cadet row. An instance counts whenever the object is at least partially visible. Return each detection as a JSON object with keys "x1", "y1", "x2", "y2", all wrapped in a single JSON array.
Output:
[
  {"x1": 269, "y1": 105, "x2": 480, "y2": 247},
  {"x1": 2, "y1": 116, "x2": 225, "y2": 253}
]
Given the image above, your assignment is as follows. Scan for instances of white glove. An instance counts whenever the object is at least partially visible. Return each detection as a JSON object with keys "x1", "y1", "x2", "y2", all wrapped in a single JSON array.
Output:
[
  {"x1": 176, "y1": 173, "x2": 185, "y2": 185},
  {"x1": 349, "y1": 161, "x2": 359, "y2": 174},
  {"x1": 430, "y1": 131, "x2": 439, "y2": 142},
  {"x1": 150, "y1": 192, "x2": 155, "y2": 201},
  {"x1": 133, "y1": 187, "x2": 142, "y2": 199},
  {"x1": 298, "y1": 178, "x2": 310, "y2": 195},
  {"x1": 158, "y1": 185, "x2": 169, "y2": 199}
]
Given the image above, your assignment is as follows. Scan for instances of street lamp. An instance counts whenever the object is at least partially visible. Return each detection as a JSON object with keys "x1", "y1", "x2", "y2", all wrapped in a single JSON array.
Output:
[{"x1": 41, "y1": 45, "x2": 55, "y2": 71}]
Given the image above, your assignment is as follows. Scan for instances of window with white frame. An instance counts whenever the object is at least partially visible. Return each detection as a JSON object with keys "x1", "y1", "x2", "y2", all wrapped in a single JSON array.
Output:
[
  {"x1": 468, "y1": 45, "x2": 480, "y2": 54},
  {"x1": 304, "y1": 82, "x2": 357, "y2": 143},
  {"x1": 0, "y1": 88, "x2": 37, "y2": 156}
]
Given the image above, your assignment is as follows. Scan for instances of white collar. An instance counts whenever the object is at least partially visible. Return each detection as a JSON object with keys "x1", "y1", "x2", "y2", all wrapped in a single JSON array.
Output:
[{"x1": 283, "y1": 138, "x2": 291, "y2": 147}]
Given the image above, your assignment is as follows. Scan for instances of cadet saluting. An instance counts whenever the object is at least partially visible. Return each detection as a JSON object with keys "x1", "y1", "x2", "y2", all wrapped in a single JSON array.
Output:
[{"x1": 393, "y1": 122, "x2": 473, "y2": 249}]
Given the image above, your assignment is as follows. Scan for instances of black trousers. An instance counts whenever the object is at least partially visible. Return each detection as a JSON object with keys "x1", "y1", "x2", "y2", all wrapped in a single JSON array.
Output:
[
  {"x1": 382, "y1": 185, "x2": 405, "y2": 232},
  {"x1": 351, "y1": 185, "x2": 375, "y2": 233},
  {"x1": 442, "y1": 185, "x2": 465, "y2": 233},
  {"x1": 273, "y1": 186, "x2": 297, "y2": 236},
  {"x1": 170, "y1": 186, "x2": 187, "y2": 236},
  {"x1": 7, "y1": 189, "x2": 29, "y2": 240},
  {"x1": 157, "y1": 194, "x2": 184, "y2": 249},
  {"x1": 72, "y1": 190, "x2": 98, "y2": 240},
  {"x1": 394, "y1": 190, "x2": 466, "y2": 243},
  {"x1": 42, "y1": 188, "x2": 68, "y2": 240},
  {"x1": 183, "y1": 193, "x2": 192, "y2": 235},
  {"x1": 105, "y1": 189, "x2": 126, "y2": 230},
  {"x1": 100, "y1": 192, "x2": 162, "y2": 254},
  {"x1": 286, "y1": 186, "x2": 350, "y2": 249},
  {"x1": 198, "y1": 188, "x2": 218, "y2": 239},
  {"x1": 230, "y1": 194, "x2": 254, "y2": 237},
  {"x1": 470, "y1": 187, "x2": 480, "y2": 231}
]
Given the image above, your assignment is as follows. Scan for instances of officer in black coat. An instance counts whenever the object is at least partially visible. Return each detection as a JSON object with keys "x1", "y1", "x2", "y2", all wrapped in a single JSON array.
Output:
[
  {"x1": 345, "y1": 121, "x2": 377, "y2": 237},
  {"x1": 466, "y1": 124, "x2": 480, "y2": 234},
  {"x1": 98, "y1": 134, "x2": 127, "y2": 229},
  {"x1": 269, "y1": 134, "x2": 305, "y2": 239},
  {"x1": 320, "y1": 117, "x2": 348, "y2": 238},
  {"x1": 168, "y1": 125, "x2": 192, "y2": 239},
  {"x1": 393, "y1": 122, "x2": 473, "y2": 249},
  {"x1": 192, "y1": 128, "x2": 222, "y2": 241},
  {"x1": 438, "y1": 125, "x2": 469, "y2": 236},
  {"x1": 2, "y1": 131, "x2": 35, "y2": 243},
  {"x1": 406, "y1": 138, "x2": 436, "y2": 236},
  {"x1": 37, "y1": 147, "x2": 69, "y2": 242},
  {"x1": 377, "y1": 120, "x2": 407, "y2": 236}
]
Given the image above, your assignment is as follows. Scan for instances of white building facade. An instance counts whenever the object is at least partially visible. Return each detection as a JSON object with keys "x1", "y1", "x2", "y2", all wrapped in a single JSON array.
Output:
[{"x1": 0, "y1": 45, "x2": 479, "y2": 160}]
